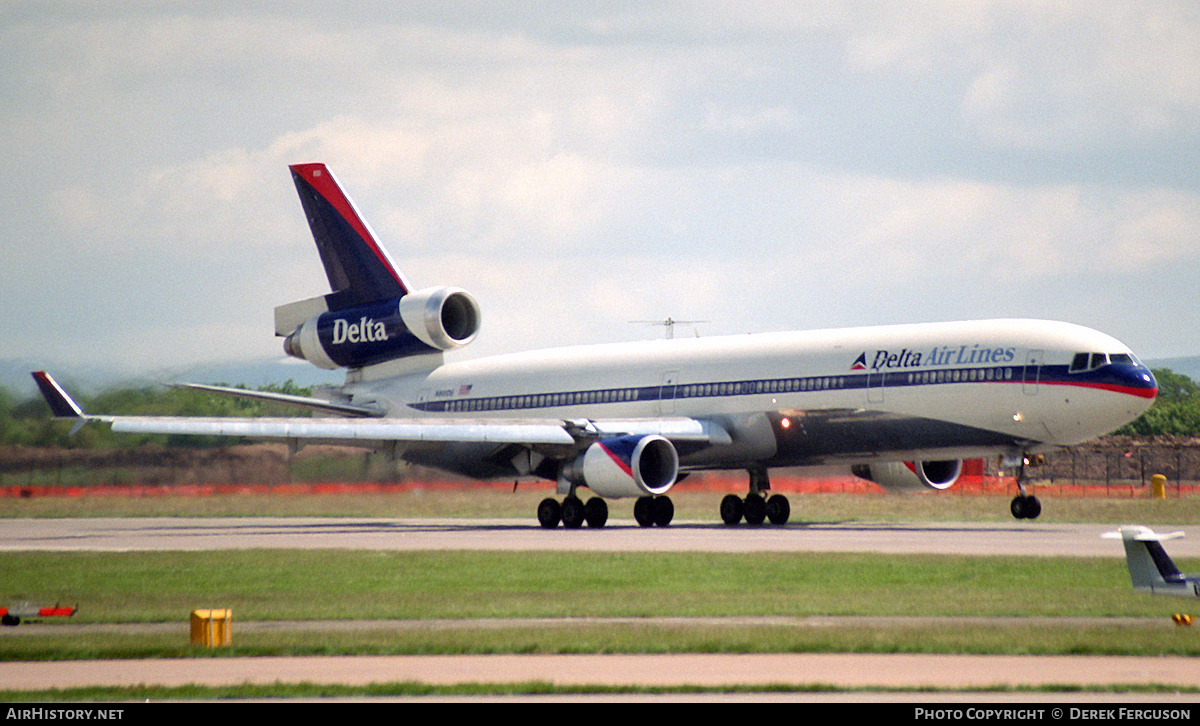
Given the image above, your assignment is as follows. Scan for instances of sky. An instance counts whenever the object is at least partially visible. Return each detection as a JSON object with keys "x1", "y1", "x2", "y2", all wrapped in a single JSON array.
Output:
[{"x1": 3, "y1": 2, "x2": 1199, "y2": 390}]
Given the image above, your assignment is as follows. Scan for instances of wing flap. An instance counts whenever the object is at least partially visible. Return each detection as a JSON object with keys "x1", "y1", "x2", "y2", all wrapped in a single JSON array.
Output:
[
  {"x1": 589, "y1": 418, "x2": 732, "y2": 445},
  {"x1": 109, "y1": 416, "x2": 579, "y2": 445}
]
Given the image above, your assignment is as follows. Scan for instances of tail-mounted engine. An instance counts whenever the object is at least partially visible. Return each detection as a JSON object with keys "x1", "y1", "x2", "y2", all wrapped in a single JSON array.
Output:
[
  {"x1": 851, "y1": 459, "x2": 962, "y2": 493},
  {"x1": 559, "y1": 435, "x2": 680, "y2": 499},
  {"x1": 279, "y1": 286, "x2": 481, "y2": 370}
]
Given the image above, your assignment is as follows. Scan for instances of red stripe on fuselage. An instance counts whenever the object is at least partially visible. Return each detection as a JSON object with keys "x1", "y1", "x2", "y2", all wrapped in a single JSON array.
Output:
[{"x1": 1034, "y1": 380, "x2": 1158, "y2": 399}]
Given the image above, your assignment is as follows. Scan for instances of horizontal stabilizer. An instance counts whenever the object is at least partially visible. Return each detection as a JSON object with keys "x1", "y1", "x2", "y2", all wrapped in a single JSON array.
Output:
[
  {"x1": 175, "y1": 382, "x2": 385, "y2": 418},
  {"x1": 1104, "y1": 525, "x2": 1199, "y2": 598}
]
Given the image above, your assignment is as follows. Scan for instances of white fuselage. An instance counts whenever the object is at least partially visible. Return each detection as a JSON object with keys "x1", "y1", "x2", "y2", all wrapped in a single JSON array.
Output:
[{"x1": 342, "y1": 319, "x2": 1157, "y2": 474}]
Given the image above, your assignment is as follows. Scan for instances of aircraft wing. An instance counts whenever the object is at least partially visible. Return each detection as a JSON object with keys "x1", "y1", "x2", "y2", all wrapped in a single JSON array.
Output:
[
  {"x1": 31, "y1": 371, "x2": 729, "y2": 448},
  {"x1": 103, "y1": 415, "x2": 580, "y2": 445}
]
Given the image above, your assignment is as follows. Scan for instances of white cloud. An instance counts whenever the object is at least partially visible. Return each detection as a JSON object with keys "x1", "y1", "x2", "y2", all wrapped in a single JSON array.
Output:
[{"x1": 3, "y1": 2, "x2": 1200, "y2": 377}]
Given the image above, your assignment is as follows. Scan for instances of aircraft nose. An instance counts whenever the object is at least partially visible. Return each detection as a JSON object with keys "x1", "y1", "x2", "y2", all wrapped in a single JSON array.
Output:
[{"x1": 1140, "y1": 367, "x2": 1159, "y2": 402}]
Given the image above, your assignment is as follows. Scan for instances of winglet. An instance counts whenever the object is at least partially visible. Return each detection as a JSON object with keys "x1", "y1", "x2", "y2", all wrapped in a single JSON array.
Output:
[{"x1": 31, "y1": 371, "x2": 85, "y2": 418}]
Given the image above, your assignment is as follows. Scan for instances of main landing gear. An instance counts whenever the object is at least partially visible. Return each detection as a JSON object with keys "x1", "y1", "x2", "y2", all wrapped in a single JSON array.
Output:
[
  {"x1": 536, "y1": 495, "x2": 674, "y2": 528},
  {"x1": 537, "y1": 496, "x2": 609, "y2": 529},
  {"x1": 720, "y1": 468, "x2": 790, "y2": 526}
]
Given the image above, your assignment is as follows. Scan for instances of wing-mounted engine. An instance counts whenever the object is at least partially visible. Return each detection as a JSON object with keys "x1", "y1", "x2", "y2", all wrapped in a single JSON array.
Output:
[
  {"x1": 278, "y1": 286, "x2": 481, "y2": 370},
  {"x1": 558, "y1": 435, "x2": 679, "y2": 499},
  {"x1": 851, "y1": 459, "x2": 962, "y2": 493}
]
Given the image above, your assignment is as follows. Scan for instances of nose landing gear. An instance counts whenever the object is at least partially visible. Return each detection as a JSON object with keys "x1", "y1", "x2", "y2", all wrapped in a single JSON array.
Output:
[{"x1": 1006, "y1": 453, "x2": 1043, "y2": 520}]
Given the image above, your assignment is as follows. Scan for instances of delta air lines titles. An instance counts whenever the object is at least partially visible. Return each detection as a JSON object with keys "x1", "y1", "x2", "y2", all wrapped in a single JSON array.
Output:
[{"x1": 854, "y1": 344, "x2": 1019, "y2": 372}]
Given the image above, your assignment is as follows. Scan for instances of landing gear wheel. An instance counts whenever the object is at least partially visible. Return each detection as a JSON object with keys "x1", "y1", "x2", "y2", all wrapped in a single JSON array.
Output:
[
  {"x1": 1010, "y1": 494, "x2": 1041, "y2": 520},
  {"x1": 634, "y1": 496, "x2": 655, "y2": 527},
  {"x1": 1010, "y1": 495, "x2": 1025, "y2": 519},
  {"x1": 765, "y1": 494, "x2": 790, "y2": 525},
  {"x1": 537, "y1": 498, "x2": 562, "y2": 529},
  {"x1": 1024, "y1": 495, "x2": 1041, "y2": 519},
  {"x1": 743, "y1": 493, "x2": 767, "y2": 525},
  {"x1": 653, "y1": 496, "x2": 674, "y2": 527},
  {"x1": 561, "y1": 496, "x2": 586, "y2": 529},
  {"x1": 720, "y1": 494, "x2": 744, "y2": 525},
  {"x1": 584, "y1": 497, "x2": 608, "y2": 528},
  {"x1": 634, "y1": 496, "x2": 673, "y2": 527}
]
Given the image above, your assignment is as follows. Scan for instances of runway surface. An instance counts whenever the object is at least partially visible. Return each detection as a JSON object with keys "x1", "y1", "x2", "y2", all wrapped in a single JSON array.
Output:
[
  {"x1": 2, "y1": 652, "x2": 1200, "y2": 695},
  {"x1": 2, "y1": 516, "x2": 1199, "y2": 698},
  {"x1": 2, "y1": 517, "x2": 1198, "y2": 557}
]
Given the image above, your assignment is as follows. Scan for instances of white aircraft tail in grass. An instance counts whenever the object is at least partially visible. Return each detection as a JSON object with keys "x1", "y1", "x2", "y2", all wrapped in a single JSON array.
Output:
[{"x1": 1103, "y1": 525, "x2": 1200, "y2": 599}]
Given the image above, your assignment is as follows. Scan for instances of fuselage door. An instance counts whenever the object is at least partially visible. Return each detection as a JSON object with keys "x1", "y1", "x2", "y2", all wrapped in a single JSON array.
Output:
[
  {"x1": 1023, "y1": 350, "x2": 1043, "y2": 396},
  {"x1": 867, "y1": 369, "x2": 885, "y2": 405},
  {"x1": 659, "y1": 370, "x2": 679, "y2": 414}
]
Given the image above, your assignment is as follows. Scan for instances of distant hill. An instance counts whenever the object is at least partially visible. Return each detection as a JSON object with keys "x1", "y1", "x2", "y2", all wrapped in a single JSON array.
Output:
[
  {"x1": 1147, "y1": 356, "x2": 1200, "y2": 383},
  {"x1": 0, "y1": 357, "x2": 342, "y2": 400}
]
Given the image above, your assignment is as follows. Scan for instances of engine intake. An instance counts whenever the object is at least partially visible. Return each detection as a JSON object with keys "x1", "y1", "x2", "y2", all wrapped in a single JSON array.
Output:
[
  {"x1": 398, "y1": 286, "x2": 481, "y2": 350},
  {"x1": 851, "y1": 459, "x2": 962, "y2": 493},
  {"x1": 560, "y1": 435, "x2": 679, "y2": 499}
]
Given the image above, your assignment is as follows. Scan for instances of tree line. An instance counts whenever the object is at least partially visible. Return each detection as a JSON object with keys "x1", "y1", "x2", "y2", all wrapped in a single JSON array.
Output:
[
  {"x1": 0, "y1": 381, "x2": 313, "y2": 448},
  {"x1": 0, "y1": 370, "x2": 1195, "y2": 448},
  {"x1": 1116, "y1": 368, "x2": 1200, "y2": 436}
]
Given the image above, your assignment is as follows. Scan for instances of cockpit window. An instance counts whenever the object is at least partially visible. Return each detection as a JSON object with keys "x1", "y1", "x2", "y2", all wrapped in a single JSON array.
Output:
[{"x1": 1070, "y1": 351, "x2": 1136, "y2": 373}]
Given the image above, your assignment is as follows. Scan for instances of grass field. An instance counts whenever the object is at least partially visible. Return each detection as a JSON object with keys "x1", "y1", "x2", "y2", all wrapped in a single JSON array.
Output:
[
  {"x1": 1, "y1": 548, "x2": 1198, "y2": 662},
  {"x1": 1, "y1": 488, "x2": 1198, "y2": 699},
  {"x1": 5, "y1": 484, "x2": 1200, "y2": 522}
]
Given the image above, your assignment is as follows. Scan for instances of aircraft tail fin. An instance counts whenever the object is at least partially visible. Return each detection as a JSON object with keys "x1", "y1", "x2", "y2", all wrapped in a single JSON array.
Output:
[
  {"x1": 1103, "y1": 525, "x2": 1186, "y2": 591},
  {"x1": 277, "y1": 164, "x2": 481, "y2": 373},
  {"x1": 288, "y1": 163, "x2": 411, "y2": 309}
]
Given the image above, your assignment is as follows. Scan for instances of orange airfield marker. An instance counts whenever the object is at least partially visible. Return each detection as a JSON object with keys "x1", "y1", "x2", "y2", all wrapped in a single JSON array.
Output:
[{"x1": 0, "y1": 603, "x2": 76, "y2": 626}]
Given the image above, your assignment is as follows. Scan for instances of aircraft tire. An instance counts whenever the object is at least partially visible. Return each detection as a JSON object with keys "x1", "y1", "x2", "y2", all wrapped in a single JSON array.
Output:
[
  {"x1": 1010, "y1": 495, "x2": 1043, "y2": 520},
  {"x1": 584, "y1": 497, "x2": 608, "y2": 528},
  {"x1": 766, "y1": 494, "x2": 790, "y2": 525},
  {"x1": 634, "y1": 496, "x2": 656, "y2": 527},
  {"x1": 537, "y1": 498, "x2": 562, "y2": 529},
  {"x1": 561, "y1": 496, "x2": 586, "y2": 529},
  {"x1": 720, "y1": 494, "x2": 744, "y2": 525},
  {"x1": 1024, "y1": 495, "x2": 1041, "y2": 519},
  {"x1": 653, "y1": 496, "x2": 674, "y2": 527},
  {"x1": 743, "y1": 493, "x2": 767, "y2": 525},
  {"x1": 1010, "y1": 496, "x2": 1025, "y2": 519}
]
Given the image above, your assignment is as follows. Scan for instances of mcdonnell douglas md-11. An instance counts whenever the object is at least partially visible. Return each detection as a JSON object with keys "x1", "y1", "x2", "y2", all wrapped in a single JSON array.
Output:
[{"x1": 34, "y1": 163, "x2": 1159, "y2": 528}]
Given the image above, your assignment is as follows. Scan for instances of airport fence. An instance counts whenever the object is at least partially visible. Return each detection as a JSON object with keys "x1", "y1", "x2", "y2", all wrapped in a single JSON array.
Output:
[
  {"x1": 985, "y1": 437, "x2": 1200, "y2": 499},
  {"x1": 1, "y1": 438, "x2": 1199, "y2": 498}
]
